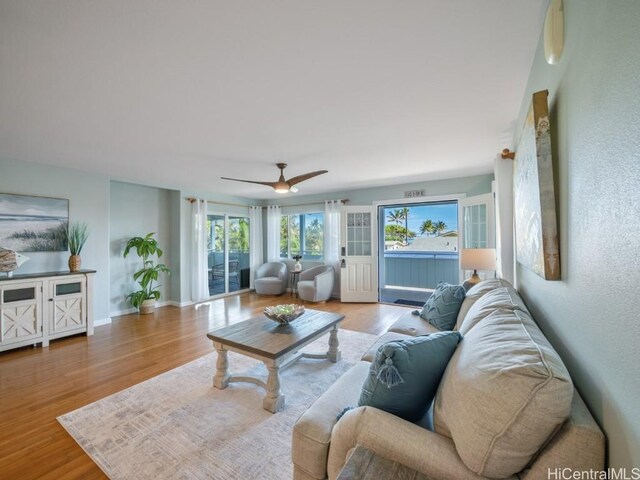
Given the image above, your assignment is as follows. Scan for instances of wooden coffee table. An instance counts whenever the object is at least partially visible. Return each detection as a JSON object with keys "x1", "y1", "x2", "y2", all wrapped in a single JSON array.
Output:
[{"x1": 206, "y1": 309, "x2": 345, "y2": 413}]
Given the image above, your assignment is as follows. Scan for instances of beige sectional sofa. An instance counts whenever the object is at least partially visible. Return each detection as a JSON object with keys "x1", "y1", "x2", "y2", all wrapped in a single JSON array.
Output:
[{"x1": 292, "y1": 279, "x2": 605, "y2": 480}]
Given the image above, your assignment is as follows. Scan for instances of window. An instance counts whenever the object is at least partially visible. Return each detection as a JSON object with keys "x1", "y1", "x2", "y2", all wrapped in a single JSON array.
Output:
[
  {"x1": 463, "y1": 203, "x2": 487, "y2": 248},
  {"x1": 280, "y1": 212, "x2": 324, "y2": 260}
]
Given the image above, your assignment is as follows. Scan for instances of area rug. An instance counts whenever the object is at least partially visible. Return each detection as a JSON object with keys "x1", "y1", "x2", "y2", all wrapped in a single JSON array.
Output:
[{"x1": 58, "y1": 329, "x2": 377, "y2": 480}]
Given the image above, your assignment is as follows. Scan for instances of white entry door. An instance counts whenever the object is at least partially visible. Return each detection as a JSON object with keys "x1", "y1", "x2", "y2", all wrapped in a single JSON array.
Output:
[{"x1": 340, "y1": 206, "x2": 378, "y2": 302}]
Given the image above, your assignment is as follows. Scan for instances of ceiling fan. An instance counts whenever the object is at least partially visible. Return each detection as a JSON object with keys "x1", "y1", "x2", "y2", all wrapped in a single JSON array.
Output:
[{"x1": 221, "y1": 163, "x2": 328, "y2": 194}]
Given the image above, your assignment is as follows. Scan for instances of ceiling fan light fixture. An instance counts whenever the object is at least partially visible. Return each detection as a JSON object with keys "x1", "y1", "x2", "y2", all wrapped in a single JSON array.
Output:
[{"x1": 274, "y1": 183, "x2": 289, "y2": 194}]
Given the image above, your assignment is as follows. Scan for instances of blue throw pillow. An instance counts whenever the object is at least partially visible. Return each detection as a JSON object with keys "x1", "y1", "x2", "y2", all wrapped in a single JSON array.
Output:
[
  {"x1": 358, "y1": 331, "x2": 463, "y2": 422},
  {"x1": 419, "y1": 282, "x2": 466, "y2": 330}
]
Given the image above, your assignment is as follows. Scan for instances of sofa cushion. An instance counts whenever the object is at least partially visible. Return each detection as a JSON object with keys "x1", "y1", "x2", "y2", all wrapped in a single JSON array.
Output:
[
  {"x1": 292, "y1": 361, "x2": 371, "y2": 480},
  {"x1": 254, "y1": 277, "x2": 285, "y2": 295},
  {"x1": 455, "y1": 278, "x2": 514, "y2": 329},
  {"x1": 458, "y1": 286, "x2": 529, "y2": 335},
  {"x1": 433, "y1": 308, "x2": 573, "y2": 478},
  {"x1": 359, "y1": 331, "x2": 463, "y2": 422},
  {"x1": 361, "y1": 331, "x2": 413, "y2": 362},
  {"x1": 418, "y1": 282, "x2": 466, "y2": 330},
  {"x1": 387, "y1": 311, "x2": 442, "y2": 337}
]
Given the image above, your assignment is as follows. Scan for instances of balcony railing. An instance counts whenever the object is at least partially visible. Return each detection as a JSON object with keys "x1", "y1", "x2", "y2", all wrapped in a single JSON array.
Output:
[
  {"x1": 208, "y1": 250, "x2": 250, "y2": 295},
  {"x1": 383, "y1": 250, "x2": 459, "y2": 291},
  {"x1": 208, "y1": 250, "x2": 250, "y2": 270}
]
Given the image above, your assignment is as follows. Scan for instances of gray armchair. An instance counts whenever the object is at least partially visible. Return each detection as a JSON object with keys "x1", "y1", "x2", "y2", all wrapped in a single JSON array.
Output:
[
  {"x1": 297, "y1": 265, "x2": 335, "y2": 302},
  {"x1": 254, "y1": 262, "x2": 288, "y2": 295}
]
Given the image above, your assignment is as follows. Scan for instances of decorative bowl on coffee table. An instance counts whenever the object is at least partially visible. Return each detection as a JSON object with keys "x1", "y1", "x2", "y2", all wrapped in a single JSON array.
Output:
[{"x1": 264, "y1": 304, "x2": 305, "y2": 324}]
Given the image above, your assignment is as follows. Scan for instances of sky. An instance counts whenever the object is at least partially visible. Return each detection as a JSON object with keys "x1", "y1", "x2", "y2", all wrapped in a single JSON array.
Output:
[{"x1": 382, "y1": 202, "x2": 458, "y2": 235}]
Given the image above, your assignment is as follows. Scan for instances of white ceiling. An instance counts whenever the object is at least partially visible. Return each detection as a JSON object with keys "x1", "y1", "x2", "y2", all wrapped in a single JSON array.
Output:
[{"x1": 0, "y1": 0, "x2": 546, "y2": 199}]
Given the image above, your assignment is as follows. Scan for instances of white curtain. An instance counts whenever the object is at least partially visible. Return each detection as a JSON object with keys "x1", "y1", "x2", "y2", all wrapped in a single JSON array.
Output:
[
  {"x1": 191, "y1": 199, "x2": 209, "y2": 302},
  {"x1": 249, "y1": 206, "x2": 263, "y2": 288},
  {"x1": 324, "y1": 200, "x2": 341, "y2": 294},
  {"x1": 266, "y1": 205, "x2": 281, "y2": 262}
]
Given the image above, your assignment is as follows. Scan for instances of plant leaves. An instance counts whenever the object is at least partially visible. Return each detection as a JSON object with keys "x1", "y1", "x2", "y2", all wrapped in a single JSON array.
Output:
[{"x1": 123, "y1": 232, "x2": 170, "y2": 305}]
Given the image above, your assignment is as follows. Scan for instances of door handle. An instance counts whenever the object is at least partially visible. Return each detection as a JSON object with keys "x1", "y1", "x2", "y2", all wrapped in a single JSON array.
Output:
[{"x1": 340, "y1": 259, "x2": 346, "y2": 268}]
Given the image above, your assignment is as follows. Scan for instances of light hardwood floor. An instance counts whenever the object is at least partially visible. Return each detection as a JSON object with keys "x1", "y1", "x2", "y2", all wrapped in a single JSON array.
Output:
[{"x1": 0, "y1": 293, "x2": 411, "y2": 479}]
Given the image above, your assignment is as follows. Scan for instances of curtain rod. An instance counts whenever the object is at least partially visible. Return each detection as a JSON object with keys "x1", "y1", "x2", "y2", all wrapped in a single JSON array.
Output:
[
  {"x1": 186, "y1": 197, "x2": 252, "y2": 208},
  {"x1": 185, "y1": 197, "x2": 349, "y2": 208},
  {"x1": 267, "y1": 199, "x2": 349, "y2": 208}
]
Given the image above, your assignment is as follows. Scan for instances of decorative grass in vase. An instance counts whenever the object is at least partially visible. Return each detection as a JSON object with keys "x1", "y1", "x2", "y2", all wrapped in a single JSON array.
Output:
[{"x1": 66, "y1": 222, "x2": 89, "y2": 272}]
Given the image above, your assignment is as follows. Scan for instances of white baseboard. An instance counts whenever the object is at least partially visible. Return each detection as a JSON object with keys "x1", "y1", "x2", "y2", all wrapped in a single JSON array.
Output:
[
  {"x1": 109, "y1": 300, "x2": 192, "y2": 318},
  {"x1": 165, "y1": 300, "x2": 194, "y2": 307},
  {"x1": 94, "y1": 317, "x2": 112, "y2": 326},
  {"x1": 110, "y1": 307, "x2": 137, "y2": 317}
]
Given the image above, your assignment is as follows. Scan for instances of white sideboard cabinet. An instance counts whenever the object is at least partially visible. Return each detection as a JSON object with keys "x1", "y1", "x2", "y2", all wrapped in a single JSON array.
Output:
[{"x1": 0, "y1": 270, "x2": 95, "y2": 352}]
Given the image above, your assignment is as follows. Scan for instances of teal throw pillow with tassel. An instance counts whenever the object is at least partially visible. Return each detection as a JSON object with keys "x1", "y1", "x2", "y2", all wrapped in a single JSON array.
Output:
[
  {"x1": 419, "y1": 282, "x2": 466, "y2": 330},
  {"x1": 358, "y1": 331, "x2": 463, "y2": 422}
]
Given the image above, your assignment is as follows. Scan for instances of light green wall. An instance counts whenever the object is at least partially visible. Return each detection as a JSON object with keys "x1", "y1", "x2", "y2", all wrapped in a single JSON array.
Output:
[
  {"x1": 109, "y1": 181, "x2": 179, "y2": 313},
  {"x1": 0, "y1": 153, "x2": 493, "y2": 320},
  {"x1": 262, "y1": 174, "x2": 493, "y2": 207},
  {"x1": 513, "y1": 1, "x2": 640, "y2": 468},
  {"x1": 261, "y1": 173, "x2": 493, "y2": 275},
  {"x1": 0, "y1": 158, "x2": 111, "y2": 322}
]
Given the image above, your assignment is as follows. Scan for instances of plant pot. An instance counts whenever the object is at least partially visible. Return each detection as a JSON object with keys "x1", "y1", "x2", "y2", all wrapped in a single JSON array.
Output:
[
  {"x1": 139, "y1": 299, "x2": 156, "y2": 315},
  {"x1": 69, "y1": 255, "x2": 81, "y2": 272}
]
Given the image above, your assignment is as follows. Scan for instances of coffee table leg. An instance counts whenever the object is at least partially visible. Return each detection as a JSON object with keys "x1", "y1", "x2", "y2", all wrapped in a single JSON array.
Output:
[
  {"x1": 327, "y1": 325, "x2": 341, "y2": 363},
  {"x1": 213, "y1": 344, "x2": 231, "y2": 389},
  {"x1": 263, "y1": 362, "x2": 285, "y2": 413}
]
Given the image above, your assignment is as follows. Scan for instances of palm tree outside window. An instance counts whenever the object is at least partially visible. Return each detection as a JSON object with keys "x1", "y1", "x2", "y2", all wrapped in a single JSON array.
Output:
[{"x1": 280, "y1": 212, "x2": 324, "y2": 260}]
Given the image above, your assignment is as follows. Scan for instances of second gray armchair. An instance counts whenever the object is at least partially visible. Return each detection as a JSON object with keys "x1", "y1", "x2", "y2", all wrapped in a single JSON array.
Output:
[
  {"x1": 297, "y1": 265, "x2": 335, "y2": 303},
  {"x1": 254, "y1": 261, "x2": 288, "y2": 295}
]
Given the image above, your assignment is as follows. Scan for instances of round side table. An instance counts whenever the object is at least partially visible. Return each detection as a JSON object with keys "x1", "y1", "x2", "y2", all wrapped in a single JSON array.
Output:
[{"x1": 290, "y1": 271, "x2": 301, "y2": 297}]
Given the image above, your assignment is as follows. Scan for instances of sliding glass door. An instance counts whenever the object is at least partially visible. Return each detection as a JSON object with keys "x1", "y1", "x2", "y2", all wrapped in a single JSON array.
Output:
[{"x1": 207, "y1": 213, "x2": 250, "y2": 297}]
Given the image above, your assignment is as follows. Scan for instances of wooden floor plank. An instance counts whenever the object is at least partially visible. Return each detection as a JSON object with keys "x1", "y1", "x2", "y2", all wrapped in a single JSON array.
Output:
[{"x1": 0, "y1": 293, "x2": 409, "y2": 479}]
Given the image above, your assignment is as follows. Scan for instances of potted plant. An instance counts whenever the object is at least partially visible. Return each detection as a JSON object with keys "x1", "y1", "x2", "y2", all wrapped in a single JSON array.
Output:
[
  {"x1": 293, "y1": 254, "x2": 303, "y2": 272},
  {"x1": 123, "y1": 232, "x2": 170, "y2": 314},
  {"x1": 66, "y1": 222, "x2": 89, "y2": 272}
]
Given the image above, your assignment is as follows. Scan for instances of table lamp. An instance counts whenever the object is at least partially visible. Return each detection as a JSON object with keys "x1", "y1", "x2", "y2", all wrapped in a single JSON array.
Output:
[{"x1": 460, "y1": 248, "x2": 496, "y2": 290}]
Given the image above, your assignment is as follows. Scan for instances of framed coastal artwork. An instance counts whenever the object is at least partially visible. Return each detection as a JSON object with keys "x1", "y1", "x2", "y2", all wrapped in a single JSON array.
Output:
[
  {"x1": 0, "y1": 193, "x2": 69, "y2": 252},
  {"x1": 513, "y1": 90, "x2": 560, "y2": 280}
]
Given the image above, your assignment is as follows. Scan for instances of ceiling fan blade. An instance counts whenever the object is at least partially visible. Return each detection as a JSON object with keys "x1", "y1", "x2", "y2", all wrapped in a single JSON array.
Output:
[
  {"x1": 287, "y1": 170, "x2": 328, "y2": 187},
  {"x1": 220, "y1": 177, "x2": 277, "y2": 188}
]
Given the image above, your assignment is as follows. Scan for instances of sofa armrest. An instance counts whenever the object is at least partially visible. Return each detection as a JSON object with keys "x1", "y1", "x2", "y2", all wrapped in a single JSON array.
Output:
[
  {"x1": 328, "y1": 406, "x2": 513, "y2": 480},
  {"x1": 292, "y1": 361, "x2": 371, "y2": 480},
  {"x1": 278, "y1": 264, "x2": 288, "y2": 284},
  {"x1": 313, "y1": 269, "x2": 334, "y2": 299}
]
